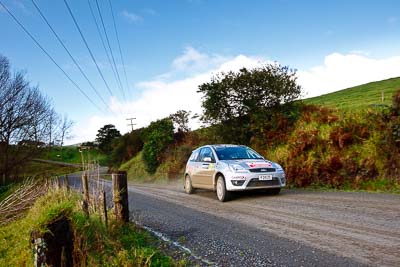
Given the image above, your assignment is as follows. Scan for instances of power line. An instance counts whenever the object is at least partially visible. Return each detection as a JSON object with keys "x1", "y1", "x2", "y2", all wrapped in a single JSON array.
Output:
[
  {"x1": 87, "y1": 0, "x2": 121, "y2": 99},
  {"x1": 30, "y1": 0, "x2": 111, "y2": 113},
  {"x1": 63, "y1": 0, "x2": 115, "y2": 99},
  {"x1": 94, "y1": 0, "x2": 126, "y2": 101},
  {"x1": 0, "y1": 0, "x2": 105, "y2": 114},
  {"x1": 108, "y1": 0, "x2": 131, "y2": 98}
]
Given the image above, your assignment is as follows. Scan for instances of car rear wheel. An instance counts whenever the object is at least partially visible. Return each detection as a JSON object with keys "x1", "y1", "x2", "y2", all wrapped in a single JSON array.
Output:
[
  {"x1": 216, "y1": 176, "x2": 231, "y2": 202},
  {"x1": 184, "y1": 175, "x2": 194, "y2": 194}
]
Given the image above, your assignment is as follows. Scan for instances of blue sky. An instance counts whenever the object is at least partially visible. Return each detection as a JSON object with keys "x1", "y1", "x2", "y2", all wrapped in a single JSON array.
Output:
[{"x1": 1, "y1": 0, "x2": 400, "y2": 143}]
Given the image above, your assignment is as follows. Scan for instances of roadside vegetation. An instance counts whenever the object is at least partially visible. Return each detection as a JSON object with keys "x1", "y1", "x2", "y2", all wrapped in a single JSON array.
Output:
[
  {"x1": 109, "y1": 72, "x2": 400, "y2": 193},
  {"x1": 304, "y1": 77, "x2": 400, "y2": 109},
  {"x1": 0, "y1": 188, "x2": 176, "y2": 266},
  {"x1": 21, "y1": 161, "x2": 80, "y2": 177},
  {"x1": 44, "y1": 145, "x2": 108, "y2": 166},
  {"x1": 0, "y1": 55, "x2": 74, "y2": 186},
  {"x1": 0, "y1": 161, "x2": 79, "y2": 203}
]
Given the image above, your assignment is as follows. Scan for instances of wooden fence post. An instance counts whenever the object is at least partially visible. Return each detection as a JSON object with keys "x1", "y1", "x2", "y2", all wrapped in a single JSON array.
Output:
[
  {"x1": 57, "y1": 176, "x2": 62, "y2": 189},
  {"x1": 81, "y1": 174, "x2": 89, "y2": 216},
  {"x1": 64, "y1": 174, "x2": 70, "y2": 191},
  {"x1": 82, "y1": 174, "x2": 89, "y2": 202},
  {"x1": 112, "y1": 171, "x2": 129, "y2": 223},
  {"x1": 102, "y1": 190, "x2": 108, "y2": 228}
]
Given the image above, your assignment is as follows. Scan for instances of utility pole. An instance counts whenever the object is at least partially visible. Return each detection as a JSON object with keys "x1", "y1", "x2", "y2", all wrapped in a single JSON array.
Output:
[{"x1": 126, "y1": 117, "x2": 136, "y2": 132}]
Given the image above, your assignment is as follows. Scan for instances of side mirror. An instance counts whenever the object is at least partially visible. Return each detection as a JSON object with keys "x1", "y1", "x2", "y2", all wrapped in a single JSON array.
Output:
[{"x1": 203, "y1": 157, "x2": 213, "y2": 162}]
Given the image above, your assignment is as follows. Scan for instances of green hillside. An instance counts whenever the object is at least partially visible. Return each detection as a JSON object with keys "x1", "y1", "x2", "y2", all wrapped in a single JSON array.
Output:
[{"x1": 304, "y1": 77, "x2": 400, "y2": 109}]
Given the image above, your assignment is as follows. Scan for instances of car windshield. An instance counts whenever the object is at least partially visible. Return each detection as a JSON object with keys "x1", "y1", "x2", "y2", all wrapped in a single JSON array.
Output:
[{"x1": 214, "y1": 146, "x2": 263, "y2": 160}]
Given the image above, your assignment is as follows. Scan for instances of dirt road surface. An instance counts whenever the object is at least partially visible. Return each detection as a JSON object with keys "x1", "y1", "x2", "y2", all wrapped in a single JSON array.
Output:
[
  {"x1": 68, "y1": 174, "x2": 400, "y2": 266},
  {"x1": 130, "y1": 182, "x2": 399, "y2": 267}
]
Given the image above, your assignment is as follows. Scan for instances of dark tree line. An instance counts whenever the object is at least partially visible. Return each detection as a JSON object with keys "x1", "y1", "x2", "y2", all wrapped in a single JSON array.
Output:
[{"x1": 0, "y1": 55, "x2": 73, "y2": 182}]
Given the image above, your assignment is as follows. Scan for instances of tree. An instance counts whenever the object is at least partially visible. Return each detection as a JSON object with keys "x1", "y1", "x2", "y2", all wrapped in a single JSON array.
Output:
[
  {"x1": 0, "y1": 55, "x2": 58, "y2": 181},
  {"x1": 169, "y1": 110, "x2": 191, "y2": 133},
  {"x1": 58, "y1": 114, "x2": 74, "y2": 147},
  {"x1": 111, "y1": 129, "x2": 144, "y2": 167},
  {"x1": 197, "y1": 64, "x2": 302, "y2": 144},
  {"x1": 95, "y1": 124, "x2": 121, "y2": 153},
  {"x1": 141, "y1": 118, "x2": 174, "y2": 174}
]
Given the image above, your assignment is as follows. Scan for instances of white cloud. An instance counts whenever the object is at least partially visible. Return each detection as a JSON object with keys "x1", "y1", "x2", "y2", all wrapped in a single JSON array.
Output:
[
  {"x1": 297, "y1": 53, "x2": 400, "y2": 98},
  {"x1": 121, "y1": 10, "x2": 143, "y2": 23},
  {"x1": 172, "y1": 46, "x2": 209, "y2": 70},
  {"x1": 67, "y1": 49, "x2": 400, "y2": 144},
  {"x1": 67, "y1": 49, "x2": 265, "y2": 144},
  {"x1": 114, "y1": 51, "x2": 265, "y2": 130},
  {"x1": 170, "y1": 46, "x2": 230, "y2": 75},
  {"x1": 348, "y1": 50, "x2": 371, "y2": 57}
]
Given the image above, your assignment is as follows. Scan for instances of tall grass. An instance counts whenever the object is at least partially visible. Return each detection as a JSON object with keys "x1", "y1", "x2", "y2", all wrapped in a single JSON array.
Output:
[{"x1": 0, "y1": 188, "x2": 175, "y2": 266}]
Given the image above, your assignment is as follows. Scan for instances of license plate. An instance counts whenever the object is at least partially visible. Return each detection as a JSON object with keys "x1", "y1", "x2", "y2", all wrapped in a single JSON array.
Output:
[{"x1": 259, "y1": 175, "x2": 272, "y2": 180}]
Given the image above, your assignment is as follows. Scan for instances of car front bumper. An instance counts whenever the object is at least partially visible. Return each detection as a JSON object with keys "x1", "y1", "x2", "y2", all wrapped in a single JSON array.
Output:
[{"x1": 225, "y1": 171, "x2": 286, "y2": 191}]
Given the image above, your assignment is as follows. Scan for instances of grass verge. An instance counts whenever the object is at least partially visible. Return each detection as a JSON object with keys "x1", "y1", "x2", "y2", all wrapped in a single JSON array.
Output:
[
  {"x1": 0, "y1": 189, "x2": 176, "y2": 266},
  {"x1": 303, "y1": 77, "x2": 400, "y2": 109},
  {"x1": 44, "y1": 146, "x2": 108, "y2": 166},
  {"x1": 21, "y1": 161, "x2": 80, "y2": 178}
]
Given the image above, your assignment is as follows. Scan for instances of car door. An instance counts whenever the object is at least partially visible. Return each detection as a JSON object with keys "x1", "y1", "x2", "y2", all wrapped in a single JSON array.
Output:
[
  {"x1": 195, "y1": 147, "x2": 216, "y2": 188},
  {"x1": 187, "y1": 149, "x2": 201, "y2": 186}
]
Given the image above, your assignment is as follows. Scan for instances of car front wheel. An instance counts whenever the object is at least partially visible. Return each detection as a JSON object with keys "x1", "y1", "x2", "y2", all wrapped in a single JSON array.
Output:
[
  {"x1": 268, "y1": 188, "x2": 281, "y2": 195},
  {"x1": 216, "y1": 176, "x2": 231, "y2": 202},
  {"x1": 184, "y1": 175, "x2": 194, "y2": 194}
]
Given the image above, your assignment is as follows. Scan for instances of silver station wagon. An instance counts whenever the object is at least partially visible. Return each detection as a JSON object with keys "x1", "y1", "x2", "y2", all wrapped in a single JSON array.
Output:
[{"x1": 184, "y1": 144, "x2": 286, "y2": 202}]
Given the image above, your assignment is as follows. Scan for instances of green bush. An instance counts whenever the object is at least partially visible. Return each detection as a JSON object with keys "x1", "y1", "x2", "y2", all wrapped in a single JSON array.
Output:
[
  {"x1": 111, "y1": 129, "x2": 144, "y2": 167},
  {"x1": 141, "y1": 118, "x2": 174, "y2": 174}
]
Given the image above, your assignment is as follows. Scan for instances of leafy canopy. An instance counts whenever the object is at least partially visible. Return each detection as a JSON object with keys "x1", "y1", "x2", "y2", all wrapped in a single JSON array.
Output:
[
  {"x1": 169, "y1": 110, "x2": 191, "y2": 133},
  {"x1": 198, "y1": 64, "x2": 301, "y2": 123},
  {"x1": 141, "y1": 118, "x2": 174, "y2": 174},
  {"x1": 111, "y1": 129, "x2": 144, "y2": 167},
  {"x1": 95, "y1": 124, "x2": 121, "y2": 153},
  {"x1": 197, "y1": 64, "x2": 302, "y2": 144}
]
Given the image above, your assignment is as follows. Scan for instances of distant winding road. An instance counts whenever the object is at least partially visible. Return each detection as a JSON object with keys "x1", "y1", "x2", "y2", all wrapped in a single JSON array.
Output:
[{"x1": 68, "y1": 172, "x2": 400, "y2": 267}]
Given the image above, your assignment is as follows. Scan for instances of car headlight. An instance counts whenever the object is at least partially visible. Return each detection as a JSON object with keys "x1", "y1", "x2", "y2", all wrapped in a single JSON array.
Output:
[
  {"x1": 229, "y1": 164, "x2": 249, "y2": 173},
  {"x1": 274, "y1": 163, "x2": 284, "y2": 172}
]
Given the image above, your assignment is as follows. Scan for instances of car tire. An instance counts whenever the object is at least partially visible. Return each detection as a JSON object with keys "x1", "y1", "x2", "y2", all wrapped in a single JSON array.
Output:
[
  {"x1": 184, "y1": 175, "x2": 194, "y2": 194},
  {"x1": 269, "y1": 188, "x2": 281, "y2": 195},
  {"x1": 216, "y1": 176, "x2": 231, "y2": 202}
]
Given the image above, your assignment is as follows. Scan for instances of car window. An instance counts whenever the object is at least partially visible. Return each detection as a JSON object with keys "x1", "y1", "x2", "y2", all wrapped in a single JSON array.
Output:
[
  {"x1": 198, "y1": 147, "x2": 215, "y2": 162},
  {"x1": 214, "y1": 146, "x2": 263, "y2": 160},
  {"x1": 189, "y1": 150, "x2": 199, "y2": 162}
]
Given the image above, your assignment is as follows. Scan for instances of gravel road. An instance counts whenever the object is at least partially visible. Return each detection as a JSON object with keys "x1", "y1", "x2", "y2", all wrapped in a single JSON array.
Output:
[{"x1": 68, "y1": 174, "x2": 400, "y2": 266}]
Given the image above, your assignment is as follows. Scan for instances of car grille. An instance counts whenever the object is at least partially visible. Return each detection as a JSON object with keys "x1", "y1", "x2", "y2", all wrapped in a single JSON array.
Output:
[
  {"x1": 247, "y1": 178, "x2": 280, "y2": 187},
  {"x1": 249, "y1": 168, "x2": 276, "y2": 173}
]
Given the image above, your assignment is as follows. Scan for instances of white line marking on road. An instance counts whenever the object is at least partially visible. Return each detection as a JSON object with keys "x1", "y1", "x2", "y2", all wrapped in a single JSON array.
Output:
[{"x1": 133, "y1": 220, "x2": 216, "y2": 266}]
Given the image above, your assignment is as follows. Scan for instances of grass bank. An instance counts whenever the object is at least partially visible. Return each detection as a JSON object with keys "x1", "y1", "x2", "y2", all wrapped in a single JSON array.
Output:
[
  {"x1": 0, "y1": 189, "x2": 177, "y2": 266},
  {"x1": 0, "y1": 161, "x2": 80, "y2": 201},
  {"x1": 304, "y1": 77, "x2": 400, "y2": 109},
  {"x1": 44, "y1": 146, "x2": 108, "y2": 166}
]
